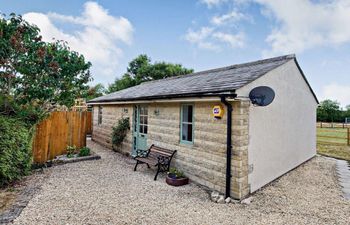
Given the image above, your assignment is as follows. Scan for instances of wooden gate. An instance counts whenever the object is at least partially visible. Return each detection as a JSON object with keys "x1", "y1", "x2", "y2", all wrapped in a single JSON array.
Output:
[
  {"x1": 86, "y1": 111, "x2": 92, "y2": 135},
  {"x1": 32, "y1": 111, "x2": 91, "y2": 164}
]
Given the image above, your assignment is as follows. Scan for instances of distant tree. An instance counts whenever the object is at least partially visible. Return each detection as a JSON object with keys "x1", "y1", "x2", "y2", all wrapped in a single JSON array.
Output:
[
  {"x1": 107, "y1": 74, "x2": 135, "y2": 93},
  {"x1": 0, "y1": 14, "x2": 91, "y2": 123},
  {"x1": 107, "y1": 54, "x2": 193, "y2": 93},
  {"x1": 344, "y1": 105, "x2": 350, "y2": 121},
  {"x1": 317, "y1": 99, "x2": 342, "y2": 122},
  {"x1": 85, "y1": 83, "x2": 106, "y2": 101}
]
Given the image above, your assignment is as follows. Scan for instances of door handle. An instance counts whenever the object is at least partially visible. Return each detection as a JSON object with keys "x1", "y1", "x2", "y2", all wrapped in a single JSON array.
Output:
[{"x1": 141, "y1": 134, "x2": 145, "y2": 137}]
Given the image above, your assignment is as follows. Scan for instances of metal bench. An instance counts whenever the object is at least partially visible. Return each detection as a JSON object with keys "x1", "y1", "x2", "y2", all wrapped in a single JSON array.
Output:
[{"x1": 133, "y1": 144, "x2": 176, "y2": 180}]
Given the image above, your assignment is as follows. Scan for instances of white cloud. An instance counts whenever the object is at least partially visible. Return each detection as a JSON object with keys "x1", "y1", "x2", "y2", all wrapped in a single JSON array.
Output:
[
  {"x1": 213, "y1": 32, "x2": 245, "y2": 48},
  {"x1": 184, "y1": 27, "x2": 219, "y2": 50},
  {"x1": 200, "y1": 0, "x2": 227, "y2": 8},
  {"x1": 211, "y1": 10, "x2": 249, "y2": 26},
  {"x1": 198, "y1": 0, "x2": 350, "y2": 55},
  {"x1": 23, "y1": 1, "x2": 133, "y2": 83},
  {"x1": 184, "y1": 27, "x2": 245, "y2": 51},
  {"x1": 255, "y1": 0, "x2": 350, "y2": 55},
  {"x1": 185, "y1": 2, "x2": 250, "y2": 51},
  {"x1": 320, "y1": 83, "x2": 350, "y2": 108}
]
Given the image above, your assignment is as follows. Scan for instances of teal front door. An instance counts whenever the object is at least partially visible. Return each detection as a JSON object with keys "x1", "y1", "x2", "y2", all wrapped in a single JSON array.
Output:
[{"x1": 132, "y1": 105, "x2": 148, "y2": 156}]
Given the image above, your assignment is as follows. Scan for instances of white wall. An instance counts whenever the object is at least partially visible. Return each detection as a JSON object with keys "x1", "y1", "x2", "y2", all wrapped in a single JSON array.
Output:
[{"x1": 236, "y1": 60, "x2": 318, "y2": 192}]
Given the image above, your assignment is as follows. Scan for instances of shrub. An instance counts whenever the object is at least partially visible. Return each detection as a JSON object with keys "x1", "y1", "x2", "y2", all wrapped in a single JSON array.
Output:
[
  {"x1": 0, "y1": 95, "x2": 46, "y2": 127},
  {"x1": 79, "y1": 147, "x2": 91, "y2": 157},
  {"x1": 0, "y1": 115, "x2": 32, "y2": 187},
  {"x1": 66, "y1": 145, "x2": 77, "y2": 158},
  {"x1": 112, "y1": 117, "x2": 130, "y2": 147},
  {"x1": 168, "y1": 167, "x2": 185, "y2": 179}
]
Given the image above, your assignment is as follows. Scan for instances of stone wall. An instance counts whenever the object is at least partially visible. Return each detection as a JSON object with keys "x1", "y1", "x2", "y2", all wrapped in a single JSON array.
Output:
[
  {"x1": 92, "y1": 105, "x2": 133, "y2": 155},
  {"x1": 91, "y1": 100, "x2": 250, "y2": 199},
  {"x1": 147, "y1": 102, "x2": 228, "y2": 194},
  {"x1": 231, "y1": 100, "x2": 250, "y2": 199}
]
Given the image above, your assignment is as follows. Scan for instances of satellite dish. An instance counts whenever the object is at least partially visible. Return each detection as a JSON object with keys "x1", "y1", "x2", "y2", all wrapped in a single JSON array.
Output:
[{"x1": 249, "y1": 86, "x2": 275, "y2": 106}]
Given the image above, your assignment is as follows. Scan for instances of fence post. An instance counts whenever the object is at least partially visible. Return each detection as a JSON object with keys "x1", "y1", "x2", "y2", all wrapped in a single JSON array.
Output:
[{"x1": 348, "y1": 128, "x2": 350, "y2": 146}]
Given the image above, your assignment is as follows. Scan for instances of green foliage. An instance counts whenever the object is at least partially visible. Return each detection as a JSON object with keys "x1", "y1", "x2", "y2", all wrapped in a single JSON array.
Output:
[
  {"x1": 107, "y1": 74, "x2": 135, "y2": 93},
  {"x1": 66, "y1": 145, "x2": 77, "y2": 158},
  {"x1": 317, "y1": 99, "x2": 348, "y2": 122},
  {"x1": 85, "y1": 83, "x2": 106, "y2": 101},
  {"x1": 0, "y1": 14, "x2": 91, "y2": 124},
  {"x1": 107, "y1": 54, "x2": 193, "y2": 93},
  {"x1": 79, "y1": 147, "x2": 91, "y2": 157},
  {"x1": 168, "y1": 167, "x2": 185, "y2": 179},
  {"x1": 0, "y1": 95, "x2": 46, "y2": 127},
  {"x1": 0, "y1": 115, "x2": 32, "y2": 187},
  {"x1": 112, "y1": 117, "x2": 130, "y2": 146}
]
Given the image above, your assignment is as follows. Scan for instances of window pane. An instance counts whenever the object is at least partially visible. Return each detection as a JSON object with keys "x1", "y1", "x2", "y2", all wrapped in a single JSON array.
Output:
[
  {"x1": 144, "y1": 116, "x2": 148, "y2": 125},
  {"x1": 182, "y1": 105, "x2": 193, "y2": 123},
  {"x1": 187, "y1": 124, "x2": 193, "y2": 141},
  {"x1": 182, "y1": 123, "x2": 192, "y2": 142},
  {"x1": 139, "y1": 125, "x2": 144, "y2": 133},
  {"x1": 182, "y1": 123, "x2": 188, "y2": 141},
  {"x1": 140, "y1": 115, "x2": 144, "y2": 124},
  {"x1": 187, "y1": 105, "x2": 193, "y2": 123},
  {"x1": 98, "y1": 106, "x2": 103, "y2": 125},
  {"x1": 143, "y1": 107, "x2": 148, "y2": 115},
  {"x1": 181, "y1": 105, "x2": 194, "y2": 142},
  {"x1": 182, "y1": 106, "x2": 189, "y2": 122},
  {"x1": 140, "y1": 107, "x2": 144, "y2": 115},
  {"x1": 134, "y1": 108, "x2": 137, "y2": 131},
  {"x1": 144, "y1": 125, "x2": 148, "y2": 134}
]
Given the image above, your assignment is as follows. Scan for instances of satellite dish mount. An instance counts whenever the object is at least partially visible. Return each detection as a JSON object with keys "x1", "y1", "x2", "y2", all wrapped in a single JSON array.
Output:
[{"x1": 249, "y1": 86, "x2": 275, "y2": 106}]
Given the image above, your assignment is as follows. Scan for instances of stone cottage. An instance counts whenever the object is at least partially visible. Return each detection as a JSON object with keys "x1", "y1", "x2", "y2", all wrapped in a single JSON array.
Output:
[{"x1": 87, "y1": 54, "x2": 318, "y2": 200}]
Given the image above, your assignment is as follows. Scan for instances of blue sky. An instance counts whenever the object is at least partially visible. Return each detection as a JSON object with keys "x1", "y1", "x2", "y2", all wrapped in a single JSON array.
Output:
[{"x1": 1, "y1": 0, "x2": 350, "y2": 107}]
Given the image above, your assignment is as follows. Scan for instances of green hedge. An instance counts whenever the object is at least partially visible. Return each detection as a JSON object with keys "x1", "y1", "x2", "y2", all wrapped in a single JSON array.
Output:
[{"x1": 0, "y1": 115, "x2": 32, "y2": 187}]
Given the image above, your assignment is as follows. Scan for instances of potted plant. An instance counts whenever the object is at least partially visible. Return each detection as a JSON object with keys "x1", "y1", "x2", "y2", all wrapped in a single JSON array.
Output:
[{"x1": 166, "y1": 167, "x2": 189, "y2": 186}]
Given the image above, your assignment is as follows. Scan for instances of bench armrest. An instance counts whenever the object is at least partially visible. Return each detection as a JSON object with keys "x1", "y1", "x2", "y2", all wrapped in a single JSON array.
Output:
[
  {"x1": 136, "y1": 149, "x2": 149, "y2": 157},
  {"x1": 157, "y1": 155, "x2": 170, "y2": 165}
]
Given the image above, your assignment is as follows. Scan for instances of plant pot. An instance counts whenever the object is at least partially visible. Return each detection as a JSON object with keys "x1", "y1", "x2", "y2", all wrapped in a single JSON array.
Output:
[{"x1": 166, "y1": 175, "x2": 189, "y2": 186}]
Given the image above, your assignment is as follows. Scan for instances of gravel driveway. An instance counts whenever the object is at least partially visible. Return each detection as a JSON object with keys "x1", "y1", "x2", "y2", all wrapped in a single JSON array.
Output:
[{"x1": 13, "y1": 140, "x2": 350, "y2": 225}]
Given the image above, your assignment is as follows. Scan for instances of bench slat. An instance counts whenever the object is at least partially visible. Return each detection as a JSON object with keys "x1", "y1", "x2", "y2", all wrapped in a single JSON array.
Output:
[
  {"x1": 136, "y1": 157, "x2": 158, "y2": 165},
  {"x1": 149, "y1": 147, "x2": 175, "y2": 157},
  {"x1": 149, "y1": 150, "x2": 172, "y2": 157},
  {"x1": 134, "y1": 145, "x2": 177, "y2": 180},
  {"x1": 151, "y1": 146, "x2": 174, "y2": 154}
]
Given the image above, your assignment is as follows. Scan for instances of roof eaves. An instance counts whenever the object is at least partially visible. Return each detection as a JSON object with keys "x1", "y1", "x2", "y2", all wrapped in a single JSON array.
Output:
[{"x1": 87, "y1": 89, "x2": 236, "y2": 104}]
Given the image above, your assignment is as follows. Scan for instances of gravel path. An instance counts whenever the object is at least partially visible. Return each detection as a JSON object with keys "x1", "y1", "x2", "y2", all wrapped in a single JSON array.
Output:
[{"x1": 13, "y1": 141, "x2": 350, "y2": 225}]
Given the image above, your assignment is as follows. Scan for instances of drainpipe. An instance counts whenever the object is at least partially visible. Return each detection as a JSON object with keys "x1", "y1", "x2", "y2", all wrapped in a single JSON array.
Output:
[{"x1": 220, "y1": 94, "x2": 236, "y2": 198}]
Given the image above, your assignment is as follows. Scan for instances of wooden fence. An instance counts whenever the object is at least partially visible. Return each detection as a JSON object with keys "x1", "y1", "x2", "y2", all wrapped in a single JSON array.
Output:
[
  {"x1": 86, "y1": 111, "x2": 92, "y2": 135},
  {"x1": 32, "y1": 111, "x2": 92, "y2": 164},
  {"x1": 317, "y1": 127, "x2": 350, "y2": 146},
  {"x1": 317, "y1": 122, "x2": 350, "y2": 129}
]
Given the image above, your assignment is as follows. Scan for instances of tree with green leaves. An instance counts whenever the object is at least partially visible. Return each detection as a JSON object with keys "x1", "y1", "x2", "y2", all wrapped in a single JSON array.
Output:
[
  {"x1": 85, "y1": 83, "x2": 106, "y2": 101},
  {"x1": 107, "y1": 54, "x2": 193, "y2": 93},
  {"x1": 0, "y1": 14, "x2": 91, "y2": 124},
  {"x1": 317, "y1": 99, "x2": 342, "y2": 122}
]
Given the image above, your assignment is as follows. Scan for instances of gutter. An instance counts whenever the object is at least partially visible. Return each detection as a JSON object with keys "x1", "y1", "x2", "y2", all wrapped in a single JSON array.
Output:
[
  {"x1": 87, "y1": 90, "x2": 236, "y2": 104},
  {"x1": 220, "y1": 93, "x2": 237, "y2": 198}
]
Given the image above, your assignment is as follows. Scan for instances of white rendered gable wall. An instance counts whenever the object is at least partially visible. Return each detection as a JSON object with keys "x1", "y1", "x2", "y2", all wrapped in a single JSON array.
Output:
[{"x1": 236, "y1": 60, "x2": 317, "y2": 192}]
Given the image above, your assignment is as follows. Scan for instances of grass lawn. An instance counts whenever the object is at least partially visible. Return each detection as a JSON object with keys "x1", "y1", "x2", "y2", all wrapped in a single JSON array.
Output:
[
  {"x1": 317, "y1": 127, "x2": 350, "y2": 161},
  {"x1": 317, "y1": 144, "x2": 350, "y2": 161}
]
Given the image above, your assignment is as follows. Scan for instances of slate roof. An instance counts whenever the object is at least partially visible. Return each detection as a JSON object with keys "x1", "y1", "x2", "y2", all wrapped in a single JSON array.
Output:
[{"x1": 89, "y1": 54, "x2": 316, "y2": 103}]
